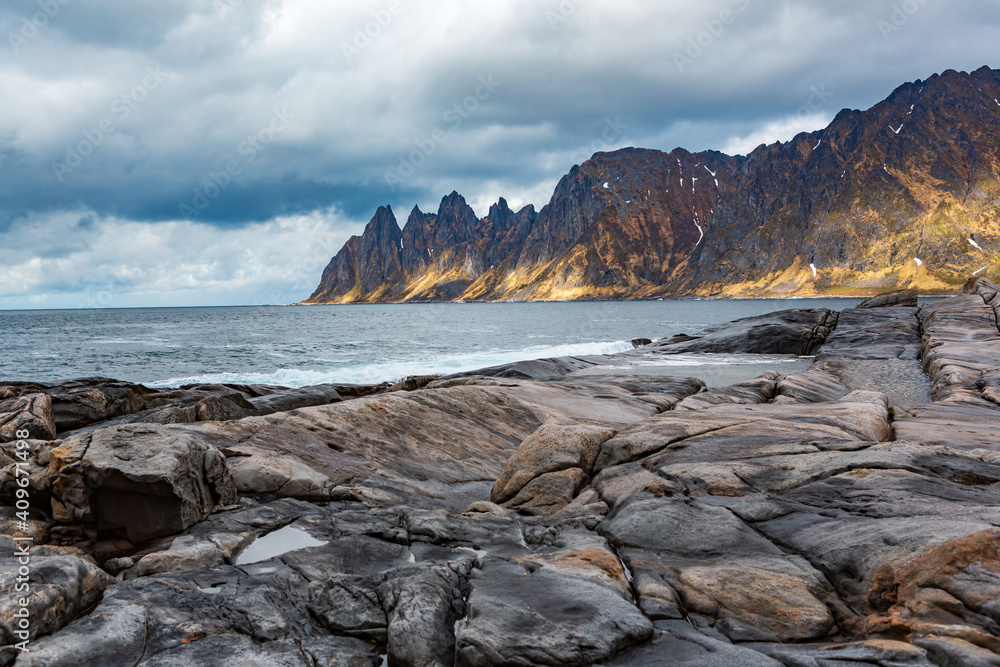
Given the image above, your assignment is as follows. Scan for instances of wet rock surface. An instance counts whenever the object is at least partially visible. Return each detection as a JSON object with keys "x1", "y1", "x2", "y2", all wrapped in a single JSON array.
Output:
[
  {"x1": 647, "y1": 308, "x2": 838, "y2": 356},
  {"x1": 857, "y1": 288, "x2": 919, "y2": 309},
  {"x1": 3, "y1": 288, "x2": 1000, "y2": 665}
]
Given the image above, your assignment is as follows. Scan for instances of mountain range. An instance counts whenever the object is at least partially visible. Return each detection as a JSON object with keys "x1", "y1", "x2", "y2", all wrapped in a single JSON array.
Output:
[{"x1": 305, "y1": 66, "x2": 1000, "y2": 304}]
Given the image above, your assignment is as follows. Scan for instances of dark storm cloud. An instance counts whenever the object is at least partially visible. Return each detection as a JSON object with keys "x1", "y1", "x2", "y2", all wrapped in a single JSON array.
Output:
[{"x1": 0, "y1": 0, "x2": 998, "y2": 307}]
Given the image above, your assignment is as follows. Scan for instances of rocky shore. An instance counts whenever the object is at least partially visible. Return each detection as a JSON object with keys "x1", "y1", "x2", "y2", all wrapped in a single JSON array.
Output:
[{"x1": 2, "y1": 277, "x2": 1000, "y2": 666}]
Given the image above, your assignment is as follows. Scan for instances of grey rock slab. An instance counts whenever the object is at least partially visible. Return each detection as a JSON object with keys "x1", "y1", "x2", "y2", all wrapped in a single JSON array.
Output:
[
  {"x1": 133, "y1": 533, "x2": 230, "y2": 577},
  {"x1": 774, "y1": 466, "x2": 1000, "y2": 520},
  {"x1": 29, "y1": 558, "x2": 321, "y2": 663},
  {"x1": 601, "y1": 496, "x2": 785, "y2": 558},
  {"x1": 673, "y1": 372, "x2": 781, "y2": 410},
  {"x1": 919, "y1": 294, "x2": 1000, "y2": 406},
  {"x1": 964, "y1": 276, "x2": 1000, "y2": 308},
  {"x1": 857, "y1": 288, "x2": 919, "y2": 309},
  {"x1": 816, "y1": 306, "x2": 922, "y2": 361},
  {"x1": 172, "y1": 376, "x2": 700, "y2": 512},
  {"x1": 443, "y1": 355, "x2": 606, "y2": 380},
  {"x1": 592, "y1": 461, "x2": 684, "y2": 509},
  {"x1": 13, "y1": 601, "x2": 148, "y2": 667},
  {"x1": 754, "y1": 639, "x2": 934, "y2": 666},
  {"x1": 600, "y1": 496, "x2": 836, "y2": 642},
  {"x1": 774, "y1": 366, "x2": 850, "y2": 404},
  {"x1": 246, "y1": 383, "x2": 344, "y2": 415},
  {"x1": 592, "y1": 413, "x2": 793, "y2": 472},
  {"x1": 222, "y1": 444, "x2": 336, "y2": 501},
  {"x1": 279, "y1": 534, "x2": 412, "y2": 581},
  {"x1": 119, "y1": 393, "x2": 256, "y2": 426},
  {"x1": 755, "y1": 506, "x2": 1000, "y2": 612},
  {"x1": 454, "y1": 560, "x2": 652, "y2": 666},
  {"x1": 135, "y1": 635, "x2": 380, "y2": 667},
  {"x1": 379, "y1": 562, "x2": 473, "y2": 667},
  {"x1": 599, "y1": 620, "x2": 784, "y2": 666},
  {"x1": 403, "y1": 508, "x2": 528, "y2": 556},
  {"x1": 893, "y1": 403, "x2": 1000, "y2": 450},
  {"x1": 702, "y1": 394, "x2": 892, "y2": 442},
  {"x1": 913, "y1": 636, "x2": 1000, "y2": 666},
  {"x1": 308, "y1": 574, "x2": 387, "y2": 640},
  {"x1": 44, "y1": 378, "x2": 150, "y2": 431},
  {"x1": 594, "y1": 394, "x2": 889, "y2": 473},
  {"x1": 670, "y1": 441, "x2": 1000, "y2": 499},
  {"x1": 647, "y1": 309, "x2": 838, "y2": 356},
  {"x1": 502, "y1": 467, "x2": 588, "y2": 515},
  {"x1": 0, "y1": 553, "x2": 113, "y2": 652},
  {"x1": 48, "y1": 424, "x2": 236, "y2": 542}
]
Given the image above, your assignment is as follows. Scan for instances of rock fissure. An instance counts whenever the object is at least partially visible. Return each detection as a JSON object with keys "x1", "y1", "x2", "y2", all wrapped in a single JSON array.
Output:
[{"x1": 7, "y1": 284, "x2": 1000, "y2": 665}]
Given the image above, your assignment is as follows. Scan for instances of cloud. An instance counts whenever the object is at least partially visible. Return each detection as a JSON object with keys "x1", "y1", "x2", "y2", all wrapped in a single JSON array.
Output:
[
  {"x1": 0, "y1": 209, "x2": 363, "y2": 309},
  {"x1": 721, "y1": 112, "x2": 833, "y2": 156},
  {"x1": 1, "y1": 0, "x2": 999, "y2": 305}
]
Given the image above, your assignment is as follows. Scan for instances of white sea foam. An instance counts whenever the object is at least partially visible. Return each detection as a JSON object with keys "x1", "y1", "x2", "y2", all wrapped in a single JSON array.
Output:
[
  {"x1": 625, "y1": 353, "x2": 805, "y2": 367},
  {"x1": 148, "y1": 340, "x2": 636, "y2": 388}
]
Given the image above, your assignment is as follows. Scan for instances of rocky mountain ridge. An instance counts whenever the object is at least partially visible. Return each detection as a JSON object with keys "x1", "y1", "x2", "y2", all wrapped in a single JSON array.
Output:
[{"x1": 306, "y1": 66, "x2": 1000, "y2": 304}]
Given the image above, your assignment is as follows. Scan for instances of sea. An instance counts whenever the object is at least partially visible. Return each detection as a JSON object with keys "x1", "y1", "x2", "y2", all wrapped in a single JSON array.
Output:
[{"x1": 0, "y1": 299, "x2": 867, "y2": 387}]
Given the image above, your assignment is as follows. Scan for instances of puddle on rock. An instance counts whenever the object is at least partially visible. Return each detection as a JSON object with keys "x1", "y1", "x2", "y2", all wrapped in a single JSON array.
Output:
[{"x1": 235, "y1": 526, "x2": 327, "y2": 565}]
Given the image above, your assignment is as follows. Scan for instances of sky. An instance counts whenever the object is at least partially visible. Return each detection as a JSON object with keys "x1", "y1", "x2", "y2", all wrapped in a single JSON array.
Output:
[{"x1": 1, "y1": 0, "x2": 998, "y2": 309}]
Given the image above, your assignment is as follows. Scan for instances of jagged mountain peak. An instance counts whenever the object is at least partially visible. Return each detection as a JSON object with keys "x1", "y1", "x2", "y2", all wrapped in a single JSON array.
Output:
[
  {"x1": 306, "y1": 66, "x2": 1000, "y2": 304},
  {"x1": 367, "y1": 205, "x2": 400, "y2": 233}
]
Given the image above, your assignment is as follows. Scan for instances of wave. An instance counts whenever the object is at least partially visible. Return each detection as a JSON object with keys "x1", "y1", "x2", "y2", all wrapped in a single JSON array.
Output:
[
  {"x1": 624, "y1": 353, "x2": 807, "y2": 367},
  {"x1": 146, "y1": 340, "x2": 635, "y2": 388}
]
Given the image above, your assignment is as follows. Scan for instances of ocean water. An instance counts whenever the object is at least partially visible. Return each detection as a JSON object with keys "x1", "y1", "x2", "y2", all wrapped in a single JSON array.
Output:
[{"x1": 0, "y1": 299, "x2": 865, "y2": 387}]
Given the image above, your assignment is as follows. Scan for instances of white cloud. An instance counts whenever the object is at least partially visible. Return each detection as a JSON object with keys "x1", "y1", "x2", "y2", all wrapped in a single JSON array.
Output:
[
  {"x1": 721, "y1": 112, "x2": 833, "y2": 156},
  {"x1": 2, "y1": 0, "x2": 1000, "y2": 305},
  {"x1": 0, "y1": 209, "x2": 363, "y2": 309}
]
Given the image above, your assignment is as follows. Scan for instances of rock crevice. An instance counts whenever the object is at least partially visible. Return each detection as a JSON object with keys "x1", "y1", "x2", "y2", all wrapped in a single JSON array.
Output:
[{"x1": 5, "y1": 287, "x2": 1000, "y2": 665}]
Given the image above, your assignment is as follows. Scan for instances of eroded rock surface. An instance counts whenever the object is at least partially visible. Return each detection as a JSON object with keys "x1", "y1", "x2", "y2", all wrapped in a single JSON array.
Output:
[
  {"x1": 857, "y1": 288, "x2": 919, "y2": 309},
  {"x1": 647, "y1": 308, "x2": 838, "y2": 356},
  {"x1": 4, "y1": 288, "x2": 1000, "y2": 665}
]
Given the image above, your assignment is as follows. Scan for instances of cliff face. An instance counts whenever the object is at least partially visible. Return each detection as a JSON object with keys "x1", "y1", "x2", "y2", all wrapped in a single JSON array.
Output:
[
  {"x1": 692, "y1": 65, "x2": 1000, "y2": 296},
  {"x1": 306, "y1": 193, "x2": 540, "y2": 304},
  {"x1": 305, "y1": 67, "x2": 1000, "y2": 304}
]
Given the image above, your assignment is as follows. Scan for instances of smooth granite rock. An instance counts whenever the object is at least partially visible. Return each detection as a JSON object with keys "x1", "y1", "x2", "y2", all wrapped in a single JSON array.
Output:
[
  {"x1": 647, "y1": 308, "x2": 838, "y2": 356},
  {"x1": 455, "y1": 560, "x2": 652, "y2": 666},
  {"x1": 857, "y1": 288, "x2": 919, "y2": 309},
  {"x1": 7, "y1": 288, "x2": 1000, "y2": 665},
  {"x1": 919, "y1": 291, "x2": 1000, "y2": 406},
  {"x1": 0, "y1": 394, "x2": 56, "y2": 443},
  {"x1": 246, "y1": 383, "x2": 344, "y2": 415},
  {"x1": 48, "y1": 425, "x2": 237, "y2": 542},
  {"x1": 492, "y1": 422, "x2": 617, "y2": 504},
  {"x1": 0, "y1": 552, "x2": 113, "y2": 656}
]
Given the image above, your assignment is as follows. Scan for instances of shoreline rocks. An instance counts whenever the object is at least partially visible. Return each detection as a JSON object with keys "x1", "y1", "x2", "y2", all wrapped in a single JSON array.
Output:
[{"x1": 2, "y1": 282, "x2": 1000, "y2": 665}]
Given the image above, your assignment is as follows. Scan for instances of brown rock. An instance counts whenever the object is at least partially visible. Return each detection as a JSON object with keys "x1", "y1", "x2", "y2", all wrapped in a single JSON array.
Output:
[
  {"x1": 45, "y1": 379, "x2": 149, "y2": 431},
  {"x1": 491, "y1": 423, "x2": 616, "y2": 504},
  {"x1": 673, "y1": 565, "x2": 835, "y2": 641},
  {"x1": 857, "y1": 288, "x2": 919, "y2": 308},
  {"x1": 223, "y1": 444, "x2": 335, "y2": 501},
  {"x1": 0, "y1": 553, "x2": 113, "y2": 649},
  {"x1": 502, "y1": 467, "x2": 588, "y2": 515},
  {"x1": 963, "y1": 276, "x2": 1000, "y2": 300},
  {"x1": 0, "y1": 393, "x2": 56, "y2": 442},
  {"x1": 48, "y1": 425, "x2": 236, "y2": 542}
]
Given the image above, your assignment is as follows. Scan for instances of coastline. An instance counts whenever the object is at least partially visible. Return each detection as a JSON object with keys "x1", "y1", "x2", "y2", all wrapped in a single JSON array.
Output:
[
  {"x1": 298, "y1": 290, "x2": 961, "y2": 306},
  {"x1": 1, "y1": 279, "x2": 999, "y2": 664}
]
